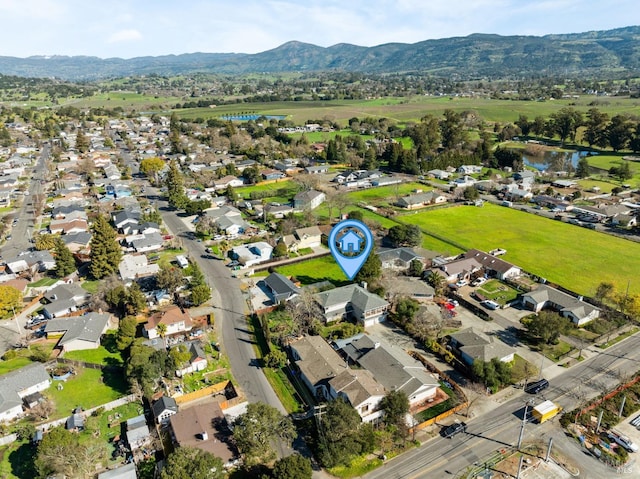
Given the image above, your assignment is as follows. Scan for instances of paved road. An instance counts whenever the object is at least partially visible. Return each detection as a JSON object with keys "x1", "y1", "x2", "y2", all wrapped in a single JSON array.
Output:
[
  {"x1": 151, "y1": 188, "x2": 286, "y2": 414},
  {"x1": 364, "y1": 332, "x2": 640, "y2": 479},
  {"x1": 1, "y1": 145, "x2": 49, "y2": 259}
]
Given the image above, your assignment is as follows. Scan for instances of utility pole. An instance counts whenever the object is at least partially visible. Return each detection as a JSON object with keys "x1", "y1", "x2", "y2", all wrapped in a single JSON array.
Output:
[
  {"x1": 545, "y1": 437, "x2": 553, "y2": 462},
  {"x1": 518, "y1": 400, "x2": 533, "y2": 450}
]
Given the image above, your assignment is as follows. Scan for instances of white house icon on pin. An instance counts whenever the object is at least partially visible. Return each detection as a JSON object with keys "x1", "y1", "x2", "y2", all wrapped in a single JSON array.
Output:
[{"x1": 338, "y1": 230, "x2": 362, "y2": 253}]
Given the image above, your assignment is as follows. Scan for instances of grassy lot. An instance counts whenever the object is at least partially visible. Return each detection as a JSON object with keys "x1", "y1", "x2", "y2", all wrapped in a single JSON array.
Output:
[
  {"x1": 510, "y1": 354, "x2": 538, "y2": 383},
  {"x1": 157, "y1": 247, "x2": 185, "y2": 267},
  {"x1": 28, "y1": 277, "x2": 58, "y2": 288},
  {"x1": 0, "y1": 343, "x2": 56, "y2": 374},
  {"x1": 539, "y1": 340, "x2": 574, "y2": 362},
  {"x1": 235, "y1": 179, "x2": 296, "y2": 197},
  {"x1": 45, "y1": 366, "x2": 129, "y2": 419},
  {"x1": 477, "y1": 280, "x2": 521, "y2": 305},
  {"x1": 63, "y1": 331, "x2": 123, "y2": 366},
  {"x1": 328, "y1": 455, "x2": 383, "y2": 479},
  {"x1": 398, "y1": 203, "x2": 640, "y2": 296},
  {"x1": 345, "y1": 182, "x2": 427, "y2": 205},
  {"x1": 576, "y1": 179, "x2": 618, "y2": 194},
  {"x1": 272, "y1": 255, "x2": 349, "y2": 286},
  {"x1": 598, "y1": 327, "x2": 640, "y2": 349},
  {"x1": 80, "y1": 280, "x2": 100, "y2": 293}
]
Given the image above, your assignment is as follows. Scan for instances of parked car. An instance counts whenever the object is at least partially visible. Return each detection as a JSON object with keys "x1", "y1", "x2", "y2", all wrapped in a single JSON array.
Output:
[
  {"x1": 441, "y1": 421, "x2": 467, "y2": 438},
  {"x1": 481, "y1": 300, "x2": 500, "y2": 310},
  {"x1": 525, "y1": 378, "x2": 549, "y2": 394},
  {"x1": 471, "y1": 277, "x2": 487, "y2": 287},
  {"x1": 609, "y1": 432, "x2": 639, "y2": 453},
  {"x1": 454, "y1": 279, "x2": 468, "y2": 288}
]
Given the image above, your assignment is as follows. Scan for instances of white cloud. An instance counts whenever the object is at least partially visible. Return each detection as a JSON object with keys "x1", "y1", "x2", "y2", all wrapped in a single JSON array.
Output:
[{"x1": 107, "y1": 29, "x2": 143, "y2": 44}]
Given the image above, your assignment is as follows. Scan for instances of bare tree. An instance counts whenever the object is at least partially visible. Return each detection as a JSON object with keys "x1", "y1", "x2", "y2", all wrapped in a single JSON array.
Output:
[
  {"x1": 286, "y1": 289, "x2": 323, "y2": 337},
  {"x1": 463, "y1": 382, "x2": 487, "y2": 419}
]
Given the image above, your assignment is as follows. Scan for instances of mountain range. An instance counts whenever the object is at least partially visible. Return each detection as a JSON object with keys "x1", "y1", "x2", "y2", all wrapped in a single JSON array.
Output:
[{"x1": 1, "y1": 26, "x2": 639, "y2": 80}]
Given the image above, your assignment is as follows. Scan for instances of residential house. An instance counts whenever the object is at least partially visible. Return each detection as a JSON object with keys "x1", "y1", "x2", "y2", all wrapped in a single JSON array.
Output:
[
  {"x1": 281, "y1": 226, "x2": 323, "y2": 252},
  {"x1": 381, "y1": 277, "x2": 435, "y2": 302},
  {"x1": 129, "y1": 232, "x2": 164, "y2": 253},
  {"x1": 169, "y1": 402, "x2": 238, "y2": 468},
  {"x1": 396, "y1": 191, "x2": 448, "y2": 209},
  {"x1": 0, "y1": 363, "x2": 51, "y2": 422},
  {"x1": 521, "y1": 285, "x2": 600, "y2": 326},
  {"x1": 97, "y1": 463, "x2": 137, "y2": 479},
  {"x1": 572, "y1": 204, "x2": 633, "y2": 223},
  {"x1": 458, "y1": 165, "x2": 483, "y2": 175},
  {"x1": 103, "y1": 163, "x2": 121, "y2": 180},
  {"x1": 112, "y1": 210, "x2": 141, "y2": 234},
  {"x1": 338, "y1": 334, "x2": 439, "y2": 408},
  {"x1": 42, "y1": 298, "x2": 78, "y2": 319},
  {"x1": 260, "y1": 273, "x2": 300, "y2": 303},
  {"x1": 213, "y1": 175, "x2": 244, "y2": 190},
  {"x1": 462, "y1": 249, "x2": 521, "y2": 280},
  {"x1": 261, "y1": 169, "x2": 285, "y2": 181},
  {"x1": 377, "y1": 247, "x2": 423, "y2": 271},
  {"x1": 505, "y1": 188, "x2": 533, "y2": 202},
  {"x1": 427, "y1": 169, "x2": 451, "y2": 180},
  {"x1": 314, "y1": 284, "x2": 389, "y2": 327},
  {"x1": 212, "y1": 215, "x2": 252, "y2": 236},
  {"x1": 305, "y1": 165, "x2": 329, "y2": 174},
  {"x1": 49, "y1": 218, "x2": 89, "y2": 235},
  {"x1": 44, "y1": 312, "x2": 112, "y2": 352},
  {"x1": 44, "y1": 283, "x2": 90, "y2": 305},
  {"x1": 264, "y1": 203, "x2": 295, "y2": 219},
  {"x1": 552, "y1": 179, "x2": 577, "y2": 188},
  {"x1": 293, "y1": 189, "x2": 325, "y2": 210},
  {"x1": 432, "y1": 256, "x2": 483, "y2": 284},
  {"x1": 119, "y1": 254, "x2": 160, "y2": 282},
  {"x1": 230, "y1": 242, "x2": 273, "y2": 268},
  {"x1": 450, "y1": 175, "x2": 477, "y2": 188},
  {"x1": 126, "y1": 414, "x2": 151, "y2": 450},
  {"x1": 328, "y1": 367, "x2": 386, "y2": 423},
  {"x1": 152, "y1": 395, "x2": 178, "y2": 425},
  {"x1": 447, "y1": 328, "x2": 515, "y2": 365},
  {"x1": 175, "y1": 341, "x2": 208, "y2": 377},
  {"x1": 371, "y1": 176, "x2": 402, "y2": 187},
  {"x1": 61, "y1": 231, "x2": 92, "y2": 253},
  {"x1": 234, "y1": 159, "x2": 257, "y2": 172},
  {"x1": 290, "y1": 335, "x2": 346, "y2": 400},
  {"x1": 144, "y1": 305, "x2": 193, "y2": 339}
]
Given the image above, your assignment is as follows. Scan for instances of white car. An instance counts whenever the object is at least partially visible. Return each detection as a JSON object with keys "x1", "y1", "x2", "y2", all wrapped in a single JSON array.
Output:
[
  {"x1": 482, "y1": 300, "x2": 500, "y2": 310},
  {"x1": 609, "y1": 432, "x2": 639, "y2": 452},
  {"x1": 454, "y1": 279, "x2": 468, "y2": 288},
  {"x1": 471, "y1": 277, "x2": 487, "y2": 287}
]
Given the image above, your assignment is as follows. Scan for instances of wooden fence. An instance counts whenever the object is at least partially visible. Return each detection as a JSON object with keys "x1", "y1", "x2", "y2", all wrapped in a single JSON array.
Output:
[{"x1": 174, "y1": 380, "x2": 236, "y2": 405}]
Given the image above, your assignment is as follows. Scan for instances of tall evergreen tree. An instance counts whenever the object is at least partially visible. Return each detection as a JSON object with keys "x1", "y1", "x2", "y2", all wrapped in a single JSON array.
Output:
[
  {"x1": 165, "y1": 160, "x2": 188, "y2": 209},
  {"x1": 89, "y1": 215, "x2": 122, "y2": 279},
  {"x1": 53, "y1": 238, "x2": 76, "y2": 278}
]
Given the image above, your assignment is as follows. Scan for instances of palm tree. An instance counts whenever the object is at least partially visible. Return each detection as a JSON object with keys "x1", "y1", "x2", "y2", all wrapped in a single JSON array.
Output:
[
  {"x1": 426, "y1": 270, "x2": 446, "y2": 297},
  {"x1": 156, "y1": 323, "x2": 167, "y2": 340}
]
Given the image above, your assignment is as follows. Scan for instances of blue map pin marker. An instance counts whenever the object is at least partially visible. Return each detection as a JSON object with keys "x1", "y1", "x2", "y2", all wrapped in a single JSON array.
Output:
[{"x1": 328, "y1": 219, "x2": 374, "y2": 280}]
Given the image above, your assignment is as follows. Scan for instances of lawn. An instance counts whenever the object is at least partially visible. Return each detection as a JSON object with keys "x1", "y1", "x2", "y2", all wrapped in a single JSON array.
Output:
[
  {"x1": 80, "y1": 280, "x2": 100, "y2": 293},
  {"x1": 345, "y1": 182, "x2": 427, "y2": 205},
  {"x1": 0, "y1": 357, "x2": 33, "y2": 375},
  {"x1": 235, "y1": 179, "x2": 296, "y2": 197},
  {"x1": 539, "y1": 340, "x2": 574, "y2": 363},
  {"x1": 45, "y1": 366, "x2": 129, "y2": 419},
  {"x1": 0, "y1": 440, "x2": 37, "y2": 479},
  {"x1": 510, "y1": 354, "x2": 538, "y2": 383},
  {"x1": 477, "y1": 280, "x2": 521, "y2": 305},
  {"x1": 63, "y1": 332, "x2": 124, "y2": 366},
  {"x1": 398, "y1": 203, "x2": 640, "y2": 296},
  {"x1": 0, "y1": 343, "x2": 56, "y2": 375},
  {"x1": 28, "y1": 277, "x2": 58, "y2": 288},
  {"x1": 272, "y1": 255, "x2": 349, "y2": 286}
]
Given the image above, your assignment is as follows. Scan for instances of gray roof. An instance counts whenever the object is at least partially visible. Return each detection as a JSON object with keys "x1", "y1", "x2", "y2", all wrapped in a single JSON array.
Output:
[
  {"x1": 449, "y1": 328, "x2": 488, "y2": 347},
  {"x1": 98, "y1": 463, "x2": 137, "y2": 479},
  {"x1": 61, "y1": 231, "x2": 92, "y2": 246},
  {"x1": 290, "y1": 335, "x2": 345, "y2": 387},
  {"x1": 262, "y1": 273, "x2": 299, "y2": 301},
  {"x1": 329, "y1": 368, "x2": 384, "y2": 407},
  {"x1": 152, "y1": 395, "x2": 178, "y2": 419},
  {"x1": 377, "y1": 247, "x2": 422, "y2": 264},
  {"x1": 340, "y1": 335, "x2": 438, "y2": 398},
  {"x1": 463, "y1": 249, "x2": 519, "y2": 276},
  {"x1": 0, "y1": 363, "x2": 50, "y2": 414},
  {"x1": 294, "y1": 189, "x2": 324, "y2": 203},
  {"x1": 315, "y1": 284, "x2": 388, "y2": 313},
  {"x1": 44, "y1": 283, "x2": 87, "y2": 303},
  {"x1": 523, "y1": 284, "x2": 600, "y2": 318},
  {"x1": 131, "y1": 231, "x2": 164, "y2": 249},
  {"x1": 43, "y1": 297, "x2": 77, "y2": 316},
  {"x1": 66, "y1": 412, "x2": 84, "y2": 430},
  {"x1": 449, "y1": 328, "x2": 515, "y2": 363},
  {"x1": 45, "y1": 312, "x2": 111, "y2": 346}
]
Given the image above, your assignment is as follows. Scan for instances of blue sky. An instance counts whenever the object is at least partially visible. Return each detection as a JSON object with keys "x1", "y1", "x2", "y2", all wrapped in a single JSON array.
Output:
[{"x1": 1, "y1": 0, "x2": 638, "y2": 58}]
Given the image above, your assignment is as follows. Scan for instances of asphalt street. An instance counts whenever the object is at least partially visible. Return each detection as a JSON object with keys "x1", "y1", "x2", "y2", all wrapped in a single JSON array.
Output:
[{"x1": 363, "y1": 333, "x2": 640, "y2": 479}]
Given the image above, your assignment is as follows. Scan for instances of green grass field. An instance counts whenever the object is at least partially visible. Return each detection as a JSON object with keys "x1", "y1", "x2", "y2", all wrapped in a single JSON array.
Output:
[
  {"x1": 272, "y1": 255, "x2": 349, "y2": 286},
  {"x1": 45, "y1": 366, "x2": 129, "y2": 419},
  {"x1": 345, "y1": 182, "x2": 427, "y2": 205},
  {"x1": 63, "y1": 332, "x2": 123, "y2": 366},
  {"x1": 398, "y1": 203, "x2": 640, "y2": 296}
]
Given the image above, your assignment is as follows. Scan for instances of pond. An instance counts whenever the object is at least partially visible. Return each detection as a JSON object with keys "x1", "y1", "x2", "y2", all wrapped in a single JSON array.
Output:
[
  {"x1": 220, "y1": 114, "x2": 286, "y2": 121},
  {"x1": 520, "y1": 149, "x2": 597, "y2": 172}
]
